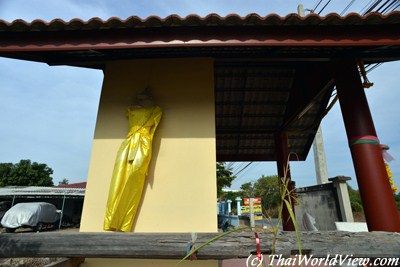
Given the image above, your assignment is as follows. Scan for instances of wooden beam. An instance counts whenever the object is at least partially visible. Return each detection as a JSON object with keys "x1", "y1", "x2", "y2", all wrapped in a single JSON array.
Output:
[
  {"x1": 1, "y1": 231, "x2": 399, "y2": 259},
  {"x1": 1, "y1": 25, "x2": 400, "y2": 52}
]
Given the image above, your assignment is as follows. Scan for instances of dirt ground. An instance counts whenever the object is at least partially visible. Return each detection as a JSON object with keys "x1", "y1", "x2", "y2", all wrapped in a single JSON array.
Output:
[{"x1": 353, "y1": 211, "x2": 366, "y2": 222}]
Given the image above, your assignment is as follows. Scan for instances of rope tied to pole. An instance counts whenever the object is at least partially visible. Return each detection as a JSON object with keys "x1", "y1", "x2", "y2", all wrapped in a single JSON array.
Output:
[
  {"x1": 186, "y1": 232, "x2": 198, "y2": 261},
  {"x1": 349, "y1": 135, "x2": 397, "y2": 193},
  {"x1": 349, "y1": 135, "x2": 380, "y2": 147}
]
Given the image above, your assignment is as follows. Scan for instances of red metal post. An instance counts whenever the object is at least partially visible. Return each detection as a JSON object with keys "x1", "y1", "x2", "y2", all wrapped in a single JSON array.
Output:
[
  {"x1": 275, "y1": 131, "x2": 296, "y2": 231},
  {"x1": 332, "y1": 60, "x2": 400, "y2": 232}
]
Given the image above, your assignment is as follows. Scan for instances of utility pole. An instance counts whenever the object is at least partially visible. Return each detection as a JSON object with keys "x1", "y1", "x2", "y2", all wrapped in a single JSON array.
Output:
[
  {"x1": 249, "y1": 197, "x2": 255, "y2": 228},
  {"x1": 313, "y1": 127, "x2": 329, "y2": 184},
  {"x1": 297, "y1": 4, "x2": 329, "y2": 184}
]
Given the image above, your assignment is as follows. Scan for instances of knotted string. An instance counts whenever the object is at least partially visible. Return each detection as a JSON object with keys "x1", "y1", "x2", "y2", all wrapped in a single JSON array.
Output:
[
  {"x1": 186, "y1": 232, "x2": 197, "y2": 261},
  {"x1": 254, "y1": 232, "x2": 262, "y2": 262},
  {"x1": 349, "y1": 135, "x2": 394, "y2": 162},
  {"x1": 349, "y1": 135, "x2": 379, "y2": 146}
]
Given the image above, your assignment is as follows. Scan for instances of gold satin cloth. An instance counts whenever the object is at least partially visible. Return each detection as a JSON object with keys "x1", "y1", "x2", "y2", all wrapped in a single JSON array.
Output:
[{"x1": 104, "y1": 106, "x2": 162, "y2": 232}]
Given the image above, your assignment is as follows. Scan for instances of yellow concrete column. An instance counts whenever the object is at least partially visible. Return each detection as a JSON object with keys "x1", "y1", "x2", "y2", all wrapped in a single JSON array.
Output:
[{"x1": 80, "y1": 58, "x2": 217, "y2": 266}]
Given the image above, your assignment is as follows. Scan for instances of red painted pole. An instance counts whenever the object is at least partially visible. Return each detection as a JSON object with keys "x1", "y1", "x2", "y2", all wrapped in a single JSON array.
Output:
[
  {"x1": 332, "y1": 60, "x2": 400, "y2": 232},
  {"x1": 275, "y1": 131, "x2": 296, "y2": 231}
]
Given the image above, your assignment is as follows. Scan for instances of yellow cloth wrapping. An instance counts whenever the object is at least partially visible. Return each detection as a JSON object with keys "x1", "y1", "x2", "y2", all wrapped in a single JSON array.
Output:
[{"x1": 104, "y1": 106, "x2": 162, "y2": 232}]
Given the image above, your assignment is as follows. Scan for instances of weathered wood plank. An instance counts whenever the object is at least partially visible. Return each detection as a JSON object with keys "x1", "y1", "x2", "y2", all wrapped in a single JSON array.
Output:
[{"x1": 0, "y1": 231, "x2": 399, "y2": 259}]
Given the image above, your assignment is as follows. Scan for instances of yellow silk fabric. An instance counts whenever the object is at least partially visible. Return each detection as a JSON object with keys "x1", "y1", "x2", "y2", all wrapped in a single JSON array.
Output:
[{"x1": 104, "y1": 106, "x2": 162, "y2": 232}]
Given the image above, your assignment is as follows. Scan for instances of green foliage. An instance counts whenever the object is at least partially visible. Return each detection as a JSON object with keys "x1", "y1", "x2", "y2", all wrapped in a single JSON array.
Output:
[
  {"x1": 0, "y1": 163, "x2": 13, "y2": 187},
  {"x1": 395, "y1": 193, "x2": 400, "y2": 211},
  {"x1": 351, "y1": 201, "x2": 364, "y2": 212},
  {"x1": 347, "y1": 185, "x2": 400, "y2": 212},
  {"x1": 58, "y1": 178, "x2": 69, "y2": 185},
  {"x1": 0, "y1": 159, "x2": 54, "y2": 187},
  {"x1": 216, "y1": 162, "x2": 236, "y2": 196},
  {"x1": 347, "y1": 184, "x2": 363, "y2": 212},
  {"x1": 221, "y1": 190, "x2": 241, "y2": 202},
  {"x1": 240, "y1": 175, "x2": 280, "y2": 210},
  {"x1": 239, "y1": 182, "x2": 254, "y2": 197}
]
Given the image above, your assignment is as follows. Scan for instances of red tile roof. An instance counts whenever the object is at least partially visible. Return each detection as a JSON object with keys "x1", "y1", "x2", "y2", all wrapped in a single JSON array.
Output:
[
  {"x1": 0, "y1": 12, "x2": 399, "y2": 32},
  {"x1": 53, "y1": 182, "x2": 87, "y2": 189}
]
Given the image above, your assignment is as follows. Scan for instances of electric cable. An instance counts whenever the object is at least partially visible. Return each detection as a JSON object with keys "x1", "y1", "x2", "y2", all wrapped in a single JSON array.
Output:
[
  {"x1": 232, "y1": 162, "x2": 246, "y2": 176},
  {"x1": 380, "y1": 0, "x2": 400, "y2": 13},
  {"x1": 375, "y1": 0, "x2": 393, "y2": 13},
  {"x1": 340, "y1": 0, "x2": 356, "y2": 15},
  {"x1": 360, "y1": 0, "x2": 378, "y2": 14},
  {"x1": 392, "y1": 1, "x2": 400, "y2": 10},
  {"x1": 312, "y1": 0, "x2": 324, "y2": 13},
  {"x1": 236, "y1": 162, "x2": 261, "y2": 180},
  {"x1": 363, "y1": 0, "x2": 382, "y2": 15},
  {"x1": 317, "y1": 0, "x2": 333, "y2": 15},
  {"x1": 234, "y1": 162, "x2": 253, "y2": 176}
]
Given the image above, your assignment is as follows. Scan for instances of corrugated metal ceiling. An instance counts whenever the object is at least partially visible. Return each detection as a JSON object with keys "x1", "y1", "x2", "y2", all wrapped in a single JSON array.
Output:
[
  {"x1": 0, "y1": 186, "x2": 85, "y2": 197},
  {"x1": 215, "y1": 61, "x2": 332, "y2": 161}
]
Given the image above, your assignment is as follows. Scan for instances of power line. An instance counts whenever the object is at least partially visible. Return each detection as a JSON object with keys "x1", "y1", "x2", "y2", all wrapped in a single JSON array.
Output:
[
  {"x1": 234, "y1": 162, "x2": 253, "y2": 176},
  {"x1": 376, "y1": 0, "x2": 394, "y2": 13},
  {"x1": 312, "y1": 0, "x2": 324, "y2": 13},
  {"x1": 361, "y1": 0, "x2": 399, "y2": 15},
  {"x1": 391, "y1": 1, "x2": 400, "y2": 11},
  {"x1": 232, "y1": 162, "x2": 246, "y2": 176},
  {"x1": 226, "y1": 162, "x2": 235, "y2": 169},
  {"x1": 236, "y1": 162, "x2": 260, "y2": 179},
  {"x1": 382, "y1": 0, "x2": 400, "y2": 12},
  {"x1": 340, "y1": 0, "x2": 356, "y2": 15},
  {"x1": 358, "y1": 0, "x2": 399, "y2": 75},
  {"x1": 363, "y1": 0, "x2": 382, "y2": 14},
  {"x1": 232, "y1": 162, "x2": 257, "y2": 186},
  {"x1": 365, "y1": 63, "x2": 383, "y2": 73},
  {"x1": 317, "y1": 0, "x2": 333, "y2": 15},
  {"x1": 360, "y1": 0, "x2": 378, "y2": 14}
]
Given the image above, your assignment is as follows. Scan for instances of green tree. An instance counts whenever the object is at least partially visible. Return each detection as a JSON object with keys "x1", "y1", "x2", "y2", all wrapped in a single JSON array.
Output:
[
  {"x1": 240, "y1": 175, "x2": 280, "y2": 210},
  {"x1": 58, "y1": 178, "x2": 69, "y2": 185},
  {"x1": 216, "y1": 162, "x2": 236, "y2": 196},
  {"x1": 0, "y1": 159, "x2": 54, "y2": 187},
  {"x1": 394, "y1": 192, "x2": 400, "y2": 211},
  {"x1": 253, "y1": 175, "x2": 280, "y2": 209},
  {"x1": 240, "y1": 182, "x2": 254, "y2": 197},
  {"x1": 348, "y1": 185, "x2": 363, "y2": 212},
  {"x1": 0, "y1": 162, "x2": 13, "y2": 187}
]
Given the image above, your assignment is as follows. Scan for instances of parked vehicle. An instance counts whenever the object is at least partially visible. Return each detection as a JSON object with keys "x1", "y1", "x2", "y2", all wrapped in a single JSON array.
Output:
[
  {"x1": 1, "y1": 202, "x2": 61, "y2": 232},
  {"x1": 0, "y1": 201, "x2": 12, "y2": 221}
]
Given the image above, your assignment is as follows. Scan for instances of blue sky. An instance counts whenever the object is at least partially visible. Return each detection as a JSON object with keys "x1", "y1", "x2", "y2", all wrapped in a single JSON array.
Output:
[{"x1": 0, "y1": 0, "x2": 399, "y2": 190}]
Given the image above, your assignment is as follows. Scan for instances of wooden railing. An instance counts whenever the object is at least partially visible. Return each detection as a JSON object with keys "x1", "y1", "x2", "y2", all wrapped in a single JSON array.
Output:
[{"x1": 1, "y1": 231, "x2": 399, "y2": 260}]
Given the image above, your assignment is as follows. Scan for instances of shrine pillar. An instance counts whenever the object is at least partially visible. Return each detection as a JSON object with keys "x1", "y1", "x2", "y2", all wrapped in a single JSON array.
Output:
[{"x1": 332, "y1": 60, "x2": 400, "y2": 232}]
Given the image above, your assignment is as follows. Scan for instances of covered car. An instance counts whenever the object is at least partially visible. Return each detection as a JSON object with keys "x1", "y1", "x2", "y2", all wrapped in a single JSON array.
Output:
[
  {"x1": 1, "y1": 202, "x2": 60, "y2": 232},
  {"x1": 0, "y1": 201, "x2": 12, "y2": 221}
]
